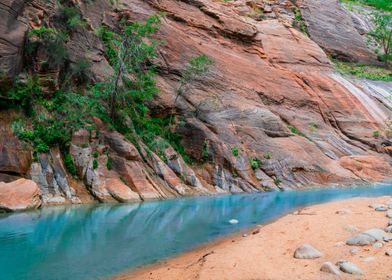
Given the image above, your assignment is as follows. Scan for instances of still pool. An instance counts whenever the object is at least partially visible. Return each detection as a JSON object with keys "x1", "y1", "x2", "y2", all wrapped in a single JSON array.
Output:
[{"x1": 0, "y1": 184, "x2": 391, "y2": 280}]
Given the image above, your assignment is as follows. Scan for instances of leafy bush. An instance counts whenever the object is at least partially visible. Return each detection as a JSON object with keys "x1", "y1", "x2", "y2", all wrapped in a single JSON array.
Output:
[
  {"x1": 92, "y1": 159, "x2": 98, "y2": 169},
  {"x1": 250, "y1": 158, "x2": 261, "y2": 170},
  {"x1": 106, "y1": 157, "x2": 113, "y2": 170},
  {"x1": 59, "y1": 6, "x2": 86, "y2": 30},
  {"x1": 232, "y1": 147, "x2": 239, "y2": 157},
  {"x1": 64, "y1": 154, "x2": 77, "y2": 176},
  {"x1": 373, "y1": 130, "x2": 381, "y2": 138},
  {"x1": 334, "y1": 60, "x2": 392, "y2": 81},
  {"x1": 288, "y1": 125, "x2": 305, "y2": 137},
  {"x1": 27, "y1": 27, "x2": 68, "y2": 68}
]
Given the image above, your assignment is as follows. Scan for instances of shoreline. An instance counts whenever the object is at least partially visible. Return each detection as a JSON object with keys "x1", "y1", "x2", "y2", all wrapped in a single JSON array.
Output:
[{"x1": 114, "y1": 196, "x2": 392, "y2": 280}]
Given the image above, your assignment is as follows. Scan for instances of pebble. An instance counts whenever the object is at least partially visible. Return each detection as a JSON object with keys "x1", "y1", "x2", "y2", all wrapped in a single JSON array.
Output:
[
  {"x1": 242, "y1": 233, "x2": 248, "y2": 237},
  {"x1": 373, "y1": 242, "x2": 383, "y2": 249},
  {"x1": 336, "y1": 260, "x2": 363, "y2": 275},
  {"x1": 335, "y1": 241, "x2": 345, "y2": 247},
  {"x1": 361, "y1": 256, "x2": 375, "y2": 262},
  {"x1": 370, "y1": 204, "x2": 387, "y2": 211},
  {"x1": 388, "y1": 219, "x2": 392, "y2": 226},
  {"x1": 294, "y1": 244, "x2": 323, "y2": 259},
  {"x1": 387, "y1": 210, "x2": 392, "y2": 218},
  {"x1": 229, "y1": 219, "x2": 239, "y2": 224},
  {"x1": 350, "y1": 248, "x2": 360, "y2": 255},
  {"x1": 383, "y1": 236, "x2": 392, "y2": 242},
  {"x1": 385, "y1": 226, "x2": 392, "y2": 233},
  {"x1": 336, "y1": 208, "x2": 351, "y2": 215},
  {"x1": 344, "y1": 225, "x2": 360, "y2": 233},
  {"x1": 320, "y1": 262, "x2": 341, "y2": 275},
  {"x1": 386, "y1": 249, "x2": 392, "y2": 256}
]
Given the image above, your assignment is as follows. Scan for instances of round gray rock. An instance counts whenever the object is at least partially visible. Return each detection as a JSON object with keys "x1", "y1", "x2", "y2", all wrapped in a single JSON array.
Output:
[
  {"x1": 294, "y1": 244, "x2": 323, "y2": 259},
  {"x1": 363, "y1": 228, "x2": 388, "y2": 240},
  {"x1": 336, "y1": 260, "x2": 364, "y2": 275},
  {"x1": 346, "y1": 233, "x2": 376, "y2": 246},
  {"x1": 387, "y1": 210, "x2": 392, "y2": 218}
]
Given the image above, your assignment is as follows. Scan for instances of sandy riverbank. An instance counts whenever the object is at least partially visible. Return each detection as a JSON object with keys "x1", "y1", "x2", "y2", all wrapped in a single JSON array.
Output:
[{"x1": 115, "y1": 196, "x2": 392, "y2": 280}]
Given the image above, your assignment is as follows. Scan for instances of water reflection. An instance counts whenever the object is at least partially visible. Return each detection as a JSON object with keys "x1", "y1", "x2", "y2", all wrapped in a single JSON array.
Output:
[{"x1": 0, "y1": 184, "x2": 391, "y2": 280}]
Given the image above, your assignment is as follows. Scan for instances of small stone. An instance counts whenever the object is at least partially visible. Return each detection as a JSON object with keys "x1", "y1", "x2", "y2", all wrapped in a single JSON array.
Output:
[
  {"x1": 376, "y1": 205, "x2": 388, "y2": 211},
  {"x1": 384, "y1": 236, "x2": 392, "y2": 242},
  {"x1": 335, "y1": 241, "x2": 345, "y2": 247},
  {"x1": 336, "y1": 260, "x2": 364, "y2": 275},
  {"x1": 242, "y1": 233, "x2": 248, "y2": 237},
  {"x1": 229, "y1": 219, "x2": 239, "y2": 224},
  {"x1": 336, "y1": 208, "x2": 351, "y2": 215},
  {"x1": 386, "y1": 249, "x2": 392, "y2": 256},
  {"x1": 350, "y1": 248, "x2": 360, "y2": 255},
  {"x1": 294, "y1": 244, "x2": 323, "y2": 259},
  {"x1": 388, "y1": 219, "x2": 392, "y2": 226},
  {"x1": 361, "y1": 256, "x2": 375, "y2": 262},
  {"x1": 385, "y1": 226, "x2": 392, "y2": 233},
  {"x1": 252, "y1": 229, "x2": 260, "y2": 235},
  {"x1": 387, "y1": 210, "x2": 392, "y2": 218},
  {"x1": 373, "y1": 242, "x2": 383, "y2": 248},
  {"x1": 320, "y1": 262, "x2": 341, "y2": 275},
  {"x1": 370, "y1": 203, "x2": 387, "y2": 211},
  {"x1": 344, "y1": 225, "x2": 360, "y2": 233}
]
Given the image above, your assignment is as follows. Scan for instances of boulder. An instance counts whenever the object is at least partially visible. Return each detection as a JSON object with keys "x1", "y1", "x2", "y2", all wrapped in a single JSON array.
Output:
[
  {"x1": 294, "y1": 244, "x2": 323, "y2": 259},
  {"x1": 0, "y1": 179, "x2": 41, "y2": 211},
  {"x1": 336, "y1": 260, "x2": 364, "y2": 275}
]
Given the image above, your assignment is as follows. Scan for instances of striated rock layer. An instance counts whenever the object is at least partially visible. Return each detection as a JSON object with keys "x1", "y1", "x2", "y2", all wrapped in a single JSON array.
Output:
[{"x1": 0, "y1": 0, "x2": 391, "y2": 208}]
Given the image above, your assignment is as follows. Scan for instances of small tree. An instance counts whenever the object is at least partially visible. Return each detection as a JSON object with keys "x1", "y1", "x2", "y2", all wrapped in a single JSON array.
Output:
[
  {"x1": 368, "y1": 11, "x2": 392, "y2": 67},
  {"x1": 97, "y1": 16, "x2": 161, "y2": 122}
]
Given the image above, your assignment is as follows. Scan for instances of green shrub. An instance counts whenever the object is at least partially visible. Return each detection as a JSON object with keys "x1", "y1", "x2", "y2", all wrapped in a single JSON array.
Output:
[
  {"x1": 274, "y1": 178, "x2": 282, "y2": 186},
  {"x1": 373, "y1": 130, "x2": 381, "y2": 138},
  {"x1": 92, "y1": 151, "x2": 99, "y2": 158},
  {"x1": 64, "y1": 154, "x2": 77, "y2": 176},
  {"x1": 27, "y1": 27, "x2": 68, "y2": 68},
  {"x1": 59, "y1": 6, "x2": 86, "y2": 30},
  {"x1": 232, "y1": 147, "x2": 239, "y2": 157},
  {"x1": 106, "y1": 157, "x2": 113, "y2": 170},
  {"x1": 92, "y1": 159, "x2": 98, "y2": 169},
  {"x1": 264, "y1": 152, "x2": 272, "y2": 159},
  {"x1": 288, "y1": 125, "x2": 305, "y2": 137},
  {"x1": 334, "y1": 60, "x2": 391, "y2": 81},
  {"x1": 250, "y1": 158, "x2": 261, "y2": 170}
]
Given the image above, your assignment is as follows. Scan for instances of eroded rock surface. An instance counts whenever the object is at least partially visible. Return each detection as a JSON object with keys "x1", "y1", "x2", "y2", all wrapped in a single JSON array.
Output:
[
  {"x1": 0, "y1": 0, "x2": 391, "y2": 207},
  {"x1": 301, "y1": 0, "x2": 376, "y2": 63},
  {"x1": 0, "y1": 179, "x2": 41, "y2": 211}
]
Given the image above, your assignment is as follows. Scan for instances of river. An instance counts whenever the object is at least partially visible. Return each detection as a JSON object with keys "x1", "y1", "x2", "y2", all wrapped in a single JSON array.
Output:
[{"x1": 0, "y1": 184, "x2": 392, "y2": 280}]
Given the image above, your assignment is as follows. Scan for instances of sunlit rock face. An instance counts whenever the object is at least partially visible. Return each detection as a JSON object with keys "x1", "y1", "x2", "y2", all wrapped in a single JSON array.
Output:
[{"x1": 0, "y1": 0, "x2": 391, "y2": 205}]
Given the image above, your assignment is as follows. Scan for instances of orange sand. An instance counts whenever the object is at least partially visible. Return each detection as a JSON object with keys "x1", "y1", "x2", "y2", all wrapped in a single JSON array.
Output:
[{"x1": 115, "y1": 196, "x2": 392, "y2": 280}]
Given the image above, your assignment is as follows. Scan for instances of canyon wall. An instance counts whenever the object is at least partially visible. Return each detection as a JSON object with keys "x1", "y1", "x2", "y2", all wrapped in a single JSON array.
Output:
[{"x1": 0, "y1": 0, "x2": 391, "y2": 210}]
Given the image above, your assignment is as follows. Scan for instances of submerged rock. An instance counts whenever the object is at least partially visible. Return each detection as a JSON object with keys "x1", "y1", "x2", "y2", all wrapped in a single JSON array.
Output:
[
  {"x1": 0, "y1": 179, "x2": 41, "y2": 211},
  {"x1": 229, "y1": 219, "x2": 239, "y2": 225},
  {"x1": 294, "y1": 244, "x2": 322, "y2": 259}
]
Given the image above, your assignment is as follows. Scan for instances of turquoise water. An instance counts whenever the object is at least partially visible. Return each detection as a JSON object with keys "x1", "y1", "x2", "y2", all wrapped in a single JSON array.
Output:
[{"x1": 0, "y1": 184, "x2": 392, "y2": 280}]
